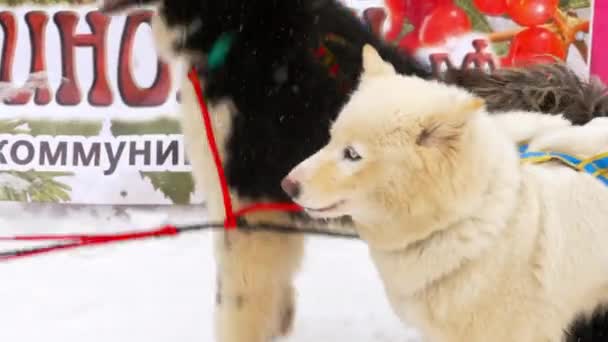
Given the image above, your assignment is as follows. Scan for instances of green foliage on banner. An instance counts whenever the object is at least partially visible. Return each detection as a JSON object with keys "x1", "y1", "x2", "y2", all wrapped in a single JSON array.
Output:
[
  {"x1": 111, "y1": 118, "x2": 181, "y2": 135},
  {"x1": 491, "y1": 42, "x2": 509, "y2": 57},
  {"x1": 0, "y1": 119, "x2": 26, "y2": 134},
  {"x1": 111, "y1": 117, "x2": 195, "y2": 205},
  {"x1": 0, "y1": 118, "x2": 101, "y2": 136},
  {"x1": 27, "y1": 120, "x2": 102, "y2": 137},
  {"x1": 455, "y1": 0, "x2": 493, "y2": 33},
  {"x1": 0, "y1": 119, "x2": 73, "y2": 202},
  {"x1": 560, "y1": 0, "x2": 591, "y2": 9},
  {"x1": 142, "y1": 172, "x2": 194, "y2": 205},
  {"x1": 0, "y1": 171, "x2": 72, "y2": 202}
]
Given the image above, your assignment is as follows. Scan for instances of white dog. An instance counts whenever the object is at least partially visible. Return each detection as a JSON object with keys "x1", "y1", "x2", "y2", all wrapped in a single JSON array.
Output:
[{"x1": 282, "y1": 45, "x2": 608, "y2": 342}]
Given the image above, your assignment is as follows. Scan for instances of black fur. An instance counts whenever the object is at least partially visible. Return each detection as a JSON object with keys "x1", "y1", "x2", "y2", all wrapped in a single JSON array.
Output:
[
  {"x1": 566, "y1": 305, "x2": 608, "y2": 342},
  {"x1": 103, "y1": 0, "x2": 608, "y2": 339}
]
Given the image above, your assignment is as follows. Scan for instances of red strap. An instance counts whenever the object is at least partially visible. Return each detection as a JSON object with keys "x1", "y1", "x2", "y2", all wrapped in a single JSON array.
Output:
[
  {"x1": 187, "y1": 67, "x2": 302, "y2": 229},
  {"x1": 0, "y1": 225, "x2": 178, "y2": 242},
  {"x1": 0, "y1": 225, "x2": 179, "y2": 261},
  {"x1": 187, "y1": 69, "x2": 238, "y2": 229}
]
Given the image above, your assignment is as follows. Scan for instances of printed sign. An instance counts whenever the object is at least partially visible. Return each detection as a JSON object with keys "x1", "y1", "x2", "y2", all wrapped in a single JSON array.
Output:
[{"x1": 0, "y1": 2, "x2": 193, "y2": 205}]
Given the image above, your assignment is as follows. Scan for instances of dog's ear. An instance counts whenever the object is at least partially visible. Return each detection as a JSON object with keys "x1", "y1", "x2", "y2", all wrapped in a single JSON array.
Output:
[
  {"x1": 361, "y1": 44, "x2": 396, "y2": 78},
  {"x1": 416, "y1": 97, "x2": 484, "y2": 147}
]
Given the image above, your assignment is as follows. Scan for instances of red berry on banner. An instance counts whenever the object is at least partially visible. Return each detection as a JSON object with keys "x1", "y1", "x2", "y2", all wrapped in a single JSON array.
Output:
[
  {"x1": 473, "y1": 0, "x2": 508, "y2": 15},
  {"x1": 500, "y1": 55, "x2": 514, "y2": 67},
  {"x1": 512, "y1": 26, "x2": 566, "y2": 58},
  {"x1": 506, "y1": 0, "x2": 558, "y2": 26},
  {"x1": 385, "y1": 0, "x2": 408, "y2": 41},
  {"x1": 419, "y1": 5, "x2": 472, "y2": 46},
  {"x1": 510, "y1": 53, "x2": 559, "y2": 67},
  {"x1": 504, "y1": 26, "x2": 566, "y2": 66},
  {"x1": 402, "y1": 0, "x2": 454, "y2": 28}
]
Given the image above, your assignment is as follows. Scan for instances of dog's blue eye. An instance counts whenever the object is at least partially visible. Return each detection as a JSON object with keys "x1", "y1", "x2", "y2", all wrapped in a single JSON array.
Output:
[{"x1": 343, "y1": 146, "x2": 362, "y2": 161}]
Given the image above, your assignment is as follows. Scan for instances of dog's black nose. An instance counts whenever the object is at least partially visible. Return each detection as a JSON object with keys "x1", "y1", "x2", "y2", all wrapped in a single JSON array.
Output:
[{"x1": 281, "y1": 177, "x2": 301, "y2": 199}]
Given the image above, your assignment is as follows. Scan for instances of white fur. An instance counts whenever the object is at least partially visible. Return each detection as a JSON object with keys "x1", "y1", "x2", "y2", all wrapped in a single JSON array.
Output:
[{"x1": 287, "y1": 45, "x2": 608, "y2": 342}]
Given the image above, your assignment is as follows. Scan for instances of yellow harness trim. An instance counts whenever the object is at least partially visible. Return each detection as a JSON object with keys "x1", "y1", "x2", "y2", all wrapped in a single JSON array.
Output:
[{"x1": 519, "y1": 145, "x2": 608, "y2": 186}]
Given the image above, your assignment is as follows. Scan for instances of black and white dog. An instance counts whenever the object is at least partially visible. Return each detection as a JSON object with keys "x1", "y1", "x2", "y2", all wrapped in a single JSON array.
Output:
[{"x1": 101, "y1": 0, "x2": 608, "y2": 341}]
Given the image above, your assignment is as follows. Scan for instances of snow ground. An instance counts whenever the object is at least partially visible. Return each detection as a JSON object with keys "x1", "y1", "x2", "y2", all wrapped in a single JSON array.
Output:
[{"x1": 0, "y1": 203, "x2": 420, "y2": 342}]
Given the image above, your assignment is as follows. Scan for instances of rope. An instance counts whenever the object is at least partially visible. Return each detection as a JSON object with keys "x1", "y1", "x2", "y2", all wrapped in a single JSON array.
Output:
[{"x1": 0, "y1": 222, "x2": 359, "y2": 261}]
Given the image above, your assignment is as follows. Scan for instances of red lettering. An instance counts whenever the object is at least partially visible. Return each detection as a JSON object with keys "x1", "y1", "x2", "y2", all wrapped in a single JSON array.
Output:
[
  {"x1": 25, "y1": 11, "x2": 52, "y2": 105},
  {"x1": 461, "y1": 39, "x2": 496, "y2": 71},
  {"x1": 362, "y1": 7, "x2": 387, "y2": 37},
  {"x1": 0, "y1": 9, "x2": 176, "y2": 108},
  {"x1": 54, "y1": 11, "x2": 112, "y2": 106},
  {"x1": 118, "y1": 10, "x2": 171, "y2": 107},
  {"x1": 0, "y1": 12, "x2": 23, "y2": 103},
  {"x1": 430, "y1": 53, "x2": 456, "y2": 78},
  {"x1": 1, "y1": 12, "x2": 52, "y2": 105}
]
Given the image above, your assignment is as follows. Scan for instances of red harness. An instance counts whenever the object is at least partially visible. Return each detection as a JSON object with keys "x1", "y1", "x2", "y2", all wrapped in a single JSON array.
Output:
[{"x1": 186, "y1": 68, "x2": 303, "y2": 229}]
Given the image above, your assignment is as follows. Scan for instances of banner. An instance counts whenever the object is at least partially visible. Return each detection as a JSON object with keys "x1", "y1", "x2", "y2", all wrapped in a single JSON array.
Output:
[
  {"x1": 0, "y1": 2, "x2": 193, "y2": 205},
  {"x1": 0, "y1": 0, "x2": 598, "y2": 205}
]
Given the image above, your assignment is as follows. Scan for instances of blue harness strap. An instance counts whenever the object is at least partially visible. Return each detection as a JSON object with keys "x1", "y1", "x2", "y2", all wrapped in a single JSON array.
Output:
[{"x1": 519, "y1": 144, "x2": 608, "y2": 186}]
